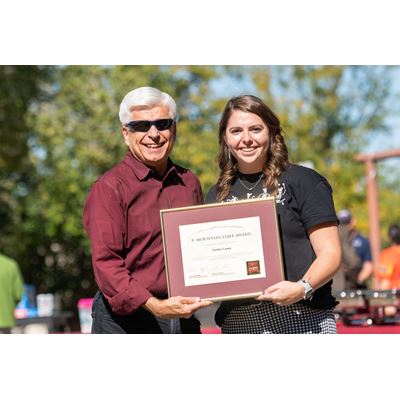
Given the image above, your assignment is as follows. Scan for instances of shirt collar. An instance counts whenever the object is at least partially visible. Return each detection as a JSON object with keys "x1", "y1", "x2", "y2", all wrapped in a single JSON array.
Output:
[{"x1": 123, "y1": 151, "x2": 180, "y2": 182}]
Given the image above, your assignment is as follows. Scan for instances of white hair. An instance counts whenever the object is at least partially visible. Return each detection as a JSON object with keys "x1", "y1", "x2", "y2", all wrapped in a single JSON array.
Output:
[{"x1": 119, "y1": 86, "x2": 177, "y2": 125}]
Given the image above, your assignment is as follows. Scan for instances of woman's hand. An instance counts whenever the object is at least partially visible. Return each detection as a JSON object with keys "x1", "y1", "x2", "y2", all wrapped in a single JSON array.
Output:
[
  {"x1": 256, "y1": 280, "x2": 305, "y2": 306},
  {"x1": 256, "y1": 223, "x2": 341, "y2": 307}
]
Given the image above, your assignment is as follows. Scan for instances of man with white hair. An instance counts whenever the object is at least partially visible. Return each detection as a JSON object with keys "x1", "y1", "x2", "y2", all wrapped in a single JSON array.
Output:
[{"x1": 83, "y1": 87, "x2": 211, "y2": 333}]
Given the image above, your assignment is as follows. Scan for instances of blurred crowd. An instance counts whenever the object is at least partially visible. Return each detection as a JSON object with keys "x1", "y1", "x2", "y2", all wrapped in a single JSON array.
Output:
[{"x1": 333, "y1": 209, "x2": 400, "y2": 293}]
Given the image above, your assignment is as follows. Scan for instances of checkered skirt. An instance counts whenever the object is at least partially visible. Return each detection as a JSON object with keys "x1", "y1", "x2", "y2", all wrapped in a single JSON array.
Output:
[{"x1": 221, "y1": 301, "x2": 337, "y2": 334}]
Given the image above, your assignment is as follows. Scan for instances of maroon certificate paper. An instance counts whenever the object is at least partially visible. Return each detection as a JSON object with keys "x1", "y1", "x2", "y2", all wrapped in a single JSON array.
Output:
[{"x1": 160, "y1": 197, "x2": 284, "y2": 301}]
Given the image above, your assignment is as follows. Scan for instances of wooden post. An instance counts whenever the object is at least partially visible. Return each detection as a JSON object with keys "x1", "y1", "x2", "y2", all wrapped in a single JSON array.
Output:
[
  {"x1": 364, "y1": 159, "x2": 380, "y2": 265},
  {"x1": 355, "y1": 149, "x2": 400, "y2": 267}
]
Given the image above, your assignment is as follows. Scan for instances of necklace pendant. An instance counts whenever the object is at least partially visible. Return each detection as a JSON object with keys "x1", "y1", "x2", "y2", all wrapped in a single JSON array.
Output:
[{"x1": 237, "y1": 174, "x2": 264, "y2": 191}]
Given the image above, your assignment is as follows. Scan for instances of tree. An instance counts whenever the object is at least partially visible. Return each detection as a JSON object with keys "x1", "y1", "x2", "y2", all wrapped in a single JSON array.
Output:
[
  {"x1": 0, "y1": 65, "x2": 52, "y2": 256},
  {"x1": 6, "y1": 66, "x2": 223, "y2": 316},
  {"x1": 248, "y1": 65, "x2": 398, "y2": 234}
]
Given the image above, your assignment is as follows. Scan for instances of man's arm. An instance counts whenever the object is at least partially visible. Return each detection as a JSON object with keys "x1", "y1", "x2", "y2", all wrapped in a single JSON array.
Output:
[
  {"x1": 83, "y1": 180, "x2": 153, "y2": 314},
  {"x1": 357, "y1": 237, "x2": 374, "y2": 284},
  {"x1": 84, "y1": 180, "x2": 211, "y2": 317},
  {"x1": 357, "y1": 260, "x2": 374, "y2": 284},
  {"x1": 144, "y1": 296, "x2": 212, "y2": 319},
  {"x1": 13, "y1": 262, "x2": 24, "y2": 305}
]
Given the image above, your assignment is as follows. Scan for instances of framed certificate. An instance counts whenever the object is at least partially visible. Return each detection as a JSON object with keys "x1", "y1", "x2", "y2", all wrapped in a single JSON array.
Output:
[{"x1": 160, "y1": 197, "x2": 285, "y2": 302}]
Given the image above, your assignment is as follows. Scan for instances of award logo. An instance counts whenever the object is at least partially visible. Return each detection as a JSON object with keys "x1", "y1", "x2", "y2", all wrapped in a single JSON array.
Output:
[{"x1": 246, "y1": 260, "x2": 260, "y2": 275}]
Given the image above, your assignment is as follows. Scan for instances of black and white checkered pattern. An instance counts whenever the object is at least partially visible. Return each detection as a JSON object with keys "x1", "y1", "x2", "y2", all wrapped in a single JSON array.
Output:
[{"x1": 221, "y1": 301, "x2": 337, "y2": 334}]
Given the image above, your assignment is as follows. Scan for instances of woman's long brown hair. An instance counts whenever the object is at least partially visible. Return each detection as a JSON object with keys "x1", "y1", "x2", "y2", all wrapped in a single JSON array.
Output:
[{"x1": 216, "y1": 95, "x2": 289, "y2": 202}]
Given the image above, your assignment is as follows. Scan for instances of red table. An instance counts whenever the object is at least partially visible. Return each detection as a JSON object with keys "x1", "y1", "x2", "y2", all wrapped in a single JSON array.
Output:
[
  {"x1": 336, "y1": 321, "x2": 400, "y2": 334},
  {"x1": 201, "y1": 323, "x2": 400, "y2": 334}
]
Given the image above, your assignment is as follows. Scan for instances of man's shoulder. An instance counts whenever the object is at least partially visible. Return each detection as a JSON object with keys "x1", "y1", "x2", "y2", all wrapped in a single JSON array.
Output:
[
  {"x1": 381, "y1": 246, "x2": 400, "y2": 258},
  {"x1": 354, "y1": 232, "x2": 369, "y2": 243},
  {"x1": 96, "y1": 159, "x2": 132, "y2": 186},
  {"x1": 0, "y1": 254, "x2": 18, "y2": 269},
  {"x1": 84, "y1": 160, "x2": 134, "y2": 206},
  {"x1": 355, "y1": 233, "x2": 372, "y2": 260}
]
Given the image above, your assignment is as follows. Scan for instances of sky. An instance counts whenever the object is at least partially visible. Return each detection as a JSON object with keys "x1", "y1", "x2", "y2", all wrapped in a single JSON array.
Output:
[
  {"x1": 367, "y1": 67, "x2": 400, "y2": 152},
  {"x1": 366, "y1": 68, "x2": 400, "y2": 175}
]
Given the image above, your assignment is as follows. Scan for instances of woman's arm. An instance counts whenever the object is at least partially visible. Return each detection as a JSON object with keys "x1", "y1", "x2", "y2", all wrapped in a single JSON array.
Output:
[
  {"x1": 303, "y1": 222, "x2": 341, "y2": 289},
  {"x1": 257, "y1": 222, "x2": 341, "y2": 305}
]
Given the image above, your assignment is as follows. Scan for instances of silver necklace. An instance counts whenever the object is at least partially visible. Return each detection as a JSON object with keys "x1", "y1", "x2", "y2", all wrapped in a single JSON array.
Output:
[{"x1": 237, "y1": 174, "x2": 264, "y2": 191}]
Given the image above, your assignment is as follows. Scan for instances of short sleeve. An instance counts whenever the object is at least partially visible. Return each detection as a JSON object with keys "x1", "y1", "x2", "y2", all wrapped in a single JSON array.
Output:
[
  {"x1": 363, "y1": 239, "x2": 372, "y2": 262},
  {"x1": 205, "y1": 185, "x2": 218, "y2": 204},
  {"x1": 300, "y1": 179, "x2": 338, "y2": 230}
]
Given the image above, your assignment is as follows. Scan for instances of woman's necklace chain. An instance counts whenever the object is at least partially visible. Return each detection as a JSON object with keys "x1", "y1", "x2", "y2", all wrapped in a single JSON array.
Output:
[{"x1": 237, "y1": 174, "x2": 264, "y2": 191}]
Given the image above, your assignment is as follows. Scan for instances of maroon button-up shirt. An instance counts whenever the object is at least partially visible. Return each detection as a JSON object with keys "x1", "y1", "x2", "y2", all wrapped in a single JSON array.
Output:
[{"x1": 83, "y1": 151, "x2": 203, "y2": 315}]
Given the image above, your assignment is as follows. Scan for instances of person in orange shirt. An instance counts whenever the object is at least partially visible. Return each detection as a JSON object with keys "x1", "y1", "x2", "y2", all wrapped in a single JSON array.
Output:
[{"x1": 375, "y1": 224, "x2": 400, "y2": 290}]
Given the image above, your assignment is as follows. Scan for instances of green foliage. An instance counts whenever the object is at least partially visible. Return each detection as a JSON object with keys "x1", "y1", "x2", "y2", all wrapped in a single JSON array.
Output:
[
  {"x1": 0, "y1": 66, "x2": 52, "y2": 172},
  {"x1": 0, "y1": 65, "x2": 53, "y2": 258}
]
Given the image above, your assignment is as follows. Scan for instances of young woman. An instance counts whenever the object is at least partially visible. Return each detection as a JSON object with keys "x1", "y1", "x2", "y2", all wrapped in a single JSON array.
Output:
[{"x1": 206, "y1": 95, "x2": 341, "y2": 334}]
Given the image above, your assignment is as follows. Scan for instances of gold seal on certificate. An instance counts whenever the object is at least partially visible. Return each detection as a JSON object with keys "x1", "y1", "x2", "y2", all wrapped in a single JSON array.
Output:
[{"x1": 160, "y1": 197, "x2": 285, "y2": 301}]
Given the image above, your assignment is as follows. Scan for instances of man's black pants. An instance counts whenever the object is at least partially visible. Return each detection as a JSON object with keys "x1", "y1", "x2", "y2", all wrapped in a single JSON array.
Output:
[{"x1": 91, "y1": 291, "x2": 201, "y2": 334}]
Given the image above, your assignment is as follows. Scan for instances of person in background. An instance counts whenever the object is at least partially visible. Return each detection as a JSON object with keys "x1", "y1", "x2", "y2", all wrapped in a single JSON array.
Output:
[
  {"x1": 83, "y1": 86, "x2": 211, "y2": 334},
  {"x1": 331, "y1": 223, "x2": 363, "y2": 293},
  {"x1": 205, "y1": 94, "x2": 341, "y2": 334},
  {"x1": 337, "y1": 209, "x2": 374, "y2": 289},
  {"x1": 0, "y1": 253, "x2": 24, "y2": 334},
  {"x1": 375, "y1": 224, "x2": 400, "y2": 290}
]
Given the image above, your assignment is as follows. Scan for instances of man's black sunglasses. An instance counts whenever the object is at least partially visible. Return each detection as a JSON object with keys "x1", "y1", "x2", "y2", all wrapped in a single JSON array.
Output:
[{"x1": 125, "y1": 119, "x2": 175, "y2": 133}]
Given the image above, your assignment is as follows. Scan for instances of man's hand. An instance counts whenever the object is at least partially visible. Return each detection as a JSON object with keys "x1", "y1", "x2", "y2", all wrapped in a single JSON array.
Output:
[{"x1": 144, "y1": 296, "x2": 213, "y2": 319}]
